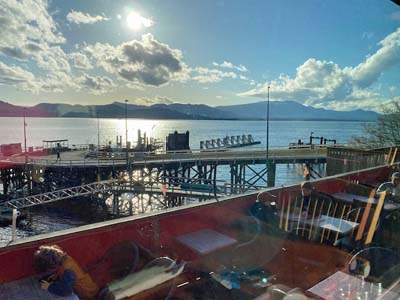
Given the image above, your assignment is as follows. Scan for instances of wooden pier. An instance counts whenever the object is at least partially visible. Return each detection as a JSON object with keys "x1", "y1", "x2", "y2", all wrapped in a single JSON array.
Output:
[{"x1": 0, "y1": 146, "x2": 329, "y2": 216}]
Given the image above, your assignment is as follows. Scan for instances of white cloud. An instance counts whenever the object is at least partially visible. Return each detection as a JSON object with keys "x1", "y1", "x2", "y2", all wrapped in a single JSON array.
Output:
[
  {"x1": 319, "y1": 97, "x2": 396, "y2": 113},
  {"x1": 66, "y1": 10, "x2": 110, "y2": 24},
  {"x1": 130, "y1": 96, "x2": 174, "y2": 106},
  {"x1": 0, "y1": 61, "x2": 79, "y2": 94},
  {"x1": 85, "y1": 33, "x2": 187, "y2": 86},
  {"x1": 69, "y1": 52, "x2": 93, "y2": 69},
  {"x1": 39, "y1": 72, "x2": 78, "y2": 93},
  {"x1": 78, "y1": 74, "x2": 114, "y2": 94},
  {"x1": 213, "y1": 61, "x2": 248, "y2": 72},
  {"x1": 192, "y1": 67, "x2": 237, "y2": 83},
  {"x1": 34, "y1": 45, "x2": 71, "y2": 73},
  {"x1": 0, "y1": 61, "x2": 36, "y2": 86},
  {"x1": 239, "y1": 27, "x2": 400, "y2": 111},
  {"x1": 0, "y1": 0, "x2": 65, "y2": 60},
  {"x1": 240, "y1": 58, "x2": 352, "y2": 106},
  {"x1": 351, "y1": 28, "x2": 400, "y2": 88},
  {"x1": 126, "y1": 12, "x2": 154, "y2": 30},
  {"x1": 0, "y1": 0, "x2": 72, "y2": 90}
]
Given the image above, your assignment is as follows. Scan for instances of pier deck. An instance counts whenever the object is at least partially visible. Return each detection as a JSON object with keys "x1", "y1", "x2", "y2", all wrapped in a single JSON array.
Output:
[{"x1": 6, "y1": 147, "x2": 327, "y2": 168}]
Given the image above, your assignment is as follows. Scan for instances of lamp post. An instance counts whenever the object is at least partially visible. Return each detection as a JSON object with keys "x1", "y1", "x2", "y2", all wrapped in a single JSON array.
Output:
[
  {"x1": 124, "y1": 99, "x2": 132, "y2": 188},
  {"x1": 97, "y1": 114, "x2": 100, "y2": 153},
  {"x1": 125, "y1": 99, "x2": 128, "y2": 164},
  {"x1": 266, "y1": 85, "x2": 270, "y2": 161},
  {"x1": 23, "y1": 107, "x2": 27, "y2": 164}
]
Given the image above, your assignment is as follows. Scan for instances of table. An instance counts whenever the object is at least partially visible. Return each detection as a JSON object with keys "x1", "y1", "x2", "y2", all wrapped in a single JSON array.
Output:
[
  {"x1": 176, "y1": 229, "x2": 237, "y2": 255},
  {"x1": 0, "y1": 276, "x2": 79, "y2": 300},
  {"x1": 332, "y1": 192, "x2": 400, "y2": 211},
  {"x1": 332, "y1": 192, "x2": 375, "y2": 204},
  {"x1": 308, "y1": 271, "x2": 398, "y2": 300},
  {"x1": 316, "y1": 215, "x2": 359, "y2": 235}
]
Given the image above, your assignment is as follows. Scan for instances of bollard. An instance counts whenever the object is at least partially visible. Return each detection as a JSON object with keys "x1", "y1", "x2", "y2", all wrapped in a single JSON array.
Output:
[{"x1": 11, "y1": 208, "x2": 19, "y2": 242}]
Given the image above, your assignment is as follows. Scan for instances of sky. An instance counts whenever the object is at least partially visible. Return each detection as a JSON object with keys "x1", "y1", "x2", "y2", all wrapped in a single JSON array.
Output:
[{"x1": 0, "y1": 0, "x2": 399, "y2": 112}]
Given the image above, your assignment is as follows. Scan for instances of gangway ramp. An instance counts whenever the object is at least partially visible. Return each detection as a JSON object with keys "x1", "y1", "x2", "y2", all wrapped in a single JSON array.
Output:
[
  {"x1": 2, "y1": 180, "x2": 223, "y2": 210},
  {"x1": 4, "y1": 180, "x2": 118, "y2": 209}
]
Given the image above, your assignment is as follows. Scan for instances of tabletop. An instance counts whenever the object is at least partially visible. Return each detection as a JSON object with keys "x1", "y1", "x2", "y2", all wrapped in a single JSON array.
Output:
[
  {"x1": 332, "y1": 192, "x2": 400, "y2": 211},
  {"x1": 317, "y1": 215, "x2": 359, "y2": 235},
  {"x1": 176, "y1": 229, "x2": 237, "y2": 255}
]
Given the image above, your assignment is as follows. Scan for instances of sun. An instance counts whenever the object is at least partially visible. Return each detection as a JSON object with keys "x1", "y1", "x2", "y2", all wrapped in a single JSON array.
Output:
[
  {"x1": 126, "y1": 12, "x2": 143, "y2": 30},
  {"x1": 126, "y1": 11, "x2": 153, "y2": 31}
]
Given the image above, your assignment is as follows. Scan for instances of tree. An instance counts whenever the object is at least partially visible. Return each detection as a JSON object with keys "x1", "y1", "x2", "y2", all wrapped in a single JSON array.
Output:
[{"x1": 351, "y1": 100, "x2": 400, "y2": 148}]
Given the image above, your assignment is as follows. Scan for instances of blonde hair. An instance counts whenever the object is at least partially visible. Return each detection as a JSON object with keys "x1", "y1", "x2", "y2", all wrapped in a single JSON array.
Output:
[{"x1": 33, "y1": 245, "x2": 67, "y2": 273}]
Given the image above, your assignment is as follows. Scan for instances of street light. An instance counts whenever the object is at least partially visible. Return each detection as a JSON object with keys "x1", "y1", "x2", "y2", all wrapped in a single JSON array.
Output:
[
  {"x1": 23, "y1": 107, "x2": 27, "y2": 164},
  {"x1": 125, "y1": 99, "x2": 128, "y2": 164},
  {"x1": 266, "y1": 85, "x2": 270, "y2": 161}
]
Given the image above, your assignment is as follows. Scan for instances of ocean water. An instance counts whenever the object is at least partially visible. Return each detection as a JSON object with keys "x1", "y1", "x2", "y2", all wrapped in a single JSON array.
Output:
[
  {"x1": 0, "y1": 117, "x2": 366, "y2": 185},
  {"x1": 0, "y1": 117, "x2": 367, "y2": 244},
  {"x1": 0, "y1": 117, "x2": 366, "y2": 150}
]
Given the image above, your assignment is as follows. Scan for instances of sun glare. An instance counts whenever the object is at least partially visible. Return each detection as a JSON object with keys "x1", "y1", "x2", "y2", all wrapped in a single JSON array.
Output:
[{"x1": 126, "y1": 11, "x2": 153, "y2": 30}]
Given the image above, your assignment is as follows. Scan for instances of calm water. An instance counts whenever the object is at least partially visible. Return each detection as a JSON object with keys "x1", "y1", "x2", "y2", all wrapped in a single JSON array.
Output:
[
  {"x1": 0, "y1": 118, "x2": 367, "y2": 245},
  {"x1": 0, "y1": 117, "x2": 366, "y2": 150}
]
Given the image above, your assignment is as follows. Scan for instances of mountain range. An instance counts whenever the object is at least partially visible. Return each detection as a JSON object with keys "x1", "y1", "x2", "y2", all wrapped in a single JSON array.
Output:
[{"x1": 0, "y1": 100, "x2": 380, "y2": 121}]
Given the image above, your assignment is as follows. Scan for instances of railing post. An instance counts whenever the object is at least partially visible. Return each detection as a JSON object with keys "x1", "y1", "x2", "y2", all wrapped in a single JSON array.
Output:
[{"x1": 11, "y1": 208, "x2": 18, "y2": 242}]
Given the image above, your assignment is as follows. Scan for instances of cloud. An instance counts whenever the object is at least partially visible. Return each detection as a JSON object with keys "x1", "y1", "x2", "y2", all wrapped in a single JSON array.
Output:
[
  {"x1": 69, "y1": 52, "x2": 93, "y2": 69},
  {"x1": 34, "y1": 45, "x2": 71, "y2": 73},
  {"x1": 0, "y1": 47, "x2": 29, "y2": 60},
  {"x1": 0, "y1": 0, "x2": 72, "y2": 84},
  {"x1": 126, "y1": 12, "x2": 154, "y2": 30},
  {"x1": 240, "y1": 58, "x2": 352, "y2": 106},
  {"x1": 213, "y1": 61, "x2": 248, "y2": 72},
  {"x1": 66, "y1": 10, "x2": 110, "y2": 24},
  {"x1": 130, "y1": 95, "x2": 174, "y2": 106},
  {"x1": 0, "y1": 0, "x2": 65, "y2": 60},
  {"x1": 351, "y1": 27, "x2": 400, "y2": 88},
  {"x1": 85, "y1": 33, "x2": 187, "y2": 86},
  {"x1": 0, "y1": 61, "x2": 40, "y2": 92},
  {"x1": 38, "y1": 73, "x2": 78, "y2": 93},
  {"x1": 239, "y1": 27, "x2": 400, "y2": 111},
  {"x1": 319, "y1": 97, "x2": 396, "y2": 113},
  {"x1": 191, "y1": 67, "x2": 237, "y2": 83},
  {"x1": 0, "y1": 62, "x2": 35, "y2": 85},
  {"x1": 78, "y1": 74, "x2": 114, "y2": 94}
]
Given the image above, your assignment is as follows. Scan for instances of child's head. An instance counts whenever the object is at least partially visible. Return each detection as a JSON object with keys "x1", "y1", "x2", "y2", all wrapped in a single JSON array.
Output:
[{"x1": 33, "y1": 245, "x2": 67, "y2": 273}]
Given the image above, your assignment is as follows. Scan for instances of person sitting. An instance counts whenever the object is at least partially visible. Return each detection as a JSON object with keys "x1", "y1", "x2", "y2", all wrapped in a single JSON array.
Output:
[
  {"x1": 33, "y1": 245, "x2": 101, "y2": 300},
  {"x1": 295, "y1": 181, "x2": 332, "y2": 215},
  {"x1": 34, "y1": 244, "x2": 185, "y2": 300},
  {"x1": 377, "y1": 172, "x2": 400, "y2": 202}
]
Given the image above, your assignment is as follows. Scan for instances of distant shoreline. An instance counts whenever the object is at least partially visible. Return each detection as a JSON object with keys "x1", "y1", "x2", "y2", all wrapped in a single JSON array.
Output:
[{"x1": 0, "y1": 116, "x2": 373, "y2": 122}]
